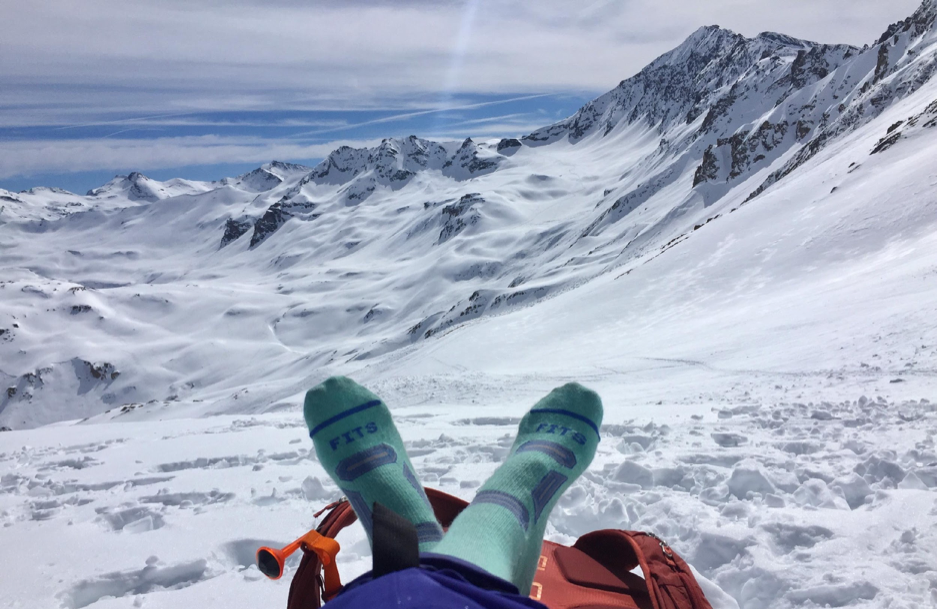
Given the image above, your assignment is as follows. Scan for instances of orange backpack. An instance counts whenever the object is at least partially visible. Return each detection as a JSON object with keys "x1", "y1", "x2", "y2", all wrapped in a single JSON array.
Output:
[{"x1": 286, "y1": 488, "x2": 713, "y2": 609}]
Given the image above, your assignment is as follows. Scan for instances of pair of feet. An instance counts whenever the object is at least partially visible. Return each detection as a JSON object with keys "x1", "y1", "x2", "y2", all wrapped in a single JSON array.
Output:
[{"x1": 304, "y1": 377, "x2": 603, "y2": 593}]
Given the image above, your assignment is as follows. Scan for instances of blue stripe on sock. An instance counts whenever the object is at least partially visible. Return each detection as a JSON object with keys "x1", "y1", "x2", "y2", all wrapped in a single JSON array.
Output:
[
  {"x1": 403, "y1": 464, "x2": 432, "y2": 507},
  {"x1": 336, "y1": 444, "x2": 397, "y2": 481},
  {"x1": 516, "y1": 440, "x2": 577, "y2": 468},
  {"x1": 531, "y1": 471, "x2": 568, "y2": 523},
  {"x1": 309, "y1": 400, "x2": 382, "y2": 438},
  {"x1": 342, "y1": 488, "x2": 373, "y2": 536},
  {"x1": 529, "y1": 408, "x2": 600, "y2": 439},
  {"x1": 415, "y1": 521, "x2": 444, "y2": 544},
  {"x1": 472, "y1": 491, "x2": 529, "y2": 532}
]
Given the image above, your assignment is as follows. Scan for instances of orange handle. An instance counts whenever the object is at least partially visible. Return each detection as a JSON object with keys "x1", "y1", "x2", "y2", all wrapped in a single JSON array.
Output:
[
  {"x1": 297, "y1": 530, "x2": 342, "y2": 598},
  {"x1": 257, "y1": 528, "x2": 342, "y2": 597}
]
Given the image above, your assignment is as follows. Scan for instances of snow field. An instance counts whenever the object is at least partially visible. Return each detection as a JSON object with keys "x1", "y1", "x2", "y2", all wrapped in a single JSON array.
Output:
[{"x1": 1, "y1": 391, "x2": 935, "y2": 609}]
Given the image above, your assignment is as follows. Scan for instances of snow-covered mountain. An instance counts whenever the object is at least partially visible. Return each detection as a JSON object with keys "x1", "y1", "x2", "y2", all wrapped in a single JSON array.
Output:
[
  {"x1": 3, "y1": 2, "x2": 937, "y2": 429},
  {"x1": 2, "y1": 3, "x2": 937, "y2": 609}
]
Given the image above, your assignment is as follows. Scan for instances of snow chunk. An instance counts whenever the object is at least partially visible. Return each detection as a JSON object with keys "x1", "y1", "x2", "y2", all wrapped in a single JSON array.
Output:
[
  {"x1": 914, "y1": 466, "x2": 937, "y2": 488},
  {"x1": 831, "y1": 473, "x2": 873, "y2": 509},
  {"x1": 898, "y1": 471, "x2": 929, "y2": 490},
  {"x1": 792, "y1": 479, "x2": 850, "y2": 510},
  {"x1": 613, "y1": 460, "x2": 654, "y2": 488},
  {"x1": 691, "y1": 532, "x2": 754, "y2": 571},
  {"x1": 712, "y1": 432, "x2": 748, "y2": 447},
  {"x1": 301, "y1": 476, "x2": 333, "y2": 501},
  {"x1": 727, "y1": 460, "x2": 776, "y2": 499},
  {"x1": 854, "y1": 455, "x2": 906, "y2": 486}
]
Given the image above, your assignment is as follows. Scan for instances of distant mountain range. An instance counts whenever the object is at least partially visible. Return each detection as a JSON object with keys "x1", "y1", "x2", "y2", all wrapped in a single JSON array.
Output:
[{"x1": 2, "y1": 0, "x2": 936, "y2": 428}]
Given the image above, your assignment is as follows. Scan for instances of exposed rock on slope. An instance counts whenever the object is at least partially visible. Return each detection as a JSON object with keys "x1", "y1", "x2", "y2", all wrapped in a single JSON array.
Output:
[
  {"x1": 308, "y1": 136, "x2": 505, "y2": 201},
  {"x1": 220, "y1": 218, "x2": 253, "y2": 248},
  {"x1": 249, "y1": 200, "x2": 318, "y2": 248},
  {"x1": 442, "y1": 138, "x2": 504, "y2": 180}
]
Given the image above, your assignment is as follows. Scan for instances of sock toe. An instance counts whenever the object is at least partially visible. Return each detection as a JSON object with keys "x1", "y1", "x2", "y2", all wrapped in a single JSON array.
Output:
[
  {"x1": 514, "y1": 383, "x2": 603, "y2": 457},
  {"x1": 304, "y1": 376, "x2": 381, "y2": 432},
  {"x1": 539, "y1": 382, "x2": 603, "y2": 425}
]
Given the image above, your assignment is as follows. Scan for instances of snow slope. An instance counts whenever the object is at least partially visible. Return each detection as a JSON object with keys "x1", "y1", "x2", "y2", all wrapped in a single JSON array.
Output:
[{"x1": 2, "y1": 2, "x2": 937, "y2": 608}]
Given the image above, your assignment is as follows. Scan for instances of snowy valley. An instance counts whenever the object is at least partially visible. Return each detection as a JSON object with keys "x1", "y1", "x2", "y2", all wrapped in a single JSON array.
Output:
[{"x1": 2, "y1": 2, "x2": 937, "y2": 608}]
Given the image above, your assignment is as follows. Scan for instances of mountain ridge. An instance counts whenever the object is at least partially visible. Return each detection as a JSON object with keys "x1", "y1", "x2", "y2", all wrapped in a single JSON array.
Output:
[
  {"x1": 61, "y1": 1, "x2": 937, "y2": 214},
  {"x1": 2, "y1": 2, "x2": 937, "y2": 431}
]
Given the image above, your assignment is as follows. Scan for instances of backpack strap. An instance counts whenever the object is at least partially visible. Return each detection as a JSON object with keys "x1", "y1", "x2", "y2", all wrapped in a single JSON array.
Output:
[
  {"x1": 572, "y1": 531, "x2": 713, "y2": 609},
  {"x1": 371, "y1": 503, "x2": 420, "y2": 577},
  {"x1": 287, "y1": 489, "x2": 469, "y2": 609}
]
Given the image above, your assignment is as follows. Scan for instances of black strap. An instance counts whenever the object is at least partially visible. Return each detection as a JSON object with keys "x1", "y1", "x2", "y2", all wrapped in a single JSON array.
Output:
[{"x1": 371, "y1": 502, "x2": 420, "y2": 577}]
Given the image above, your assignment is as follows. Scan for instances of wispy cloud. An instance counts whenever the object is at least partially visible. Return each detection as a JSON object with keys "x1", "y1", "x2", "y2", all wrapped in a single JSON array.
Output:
[
  {"x1": 3, "y1": 0, "x2": 919, "y2": 123},
  {"x1": 288, "y1": 94, "x2": 551, "y2": 138}
]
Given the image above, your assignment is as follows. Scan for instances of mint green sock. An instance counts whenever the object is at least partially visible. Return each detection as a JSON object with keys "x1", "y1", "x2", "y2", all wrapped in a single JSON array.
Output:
[
  {"x1": 433, "y1": 383, "x2": 603, "y2": 592},
  {"x1": 304, "y1": 376, "x2": 443, "y2": 552}
]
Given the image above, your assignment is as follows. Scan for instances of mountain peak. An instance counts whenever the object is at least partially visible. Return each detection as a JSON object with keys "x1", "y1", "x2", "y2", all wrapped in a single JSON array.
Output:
[
  {"x1": 877, "y1": 0, "x2": 937, "y2": 44},
  {"x1": 263, "y1": 160, "x2": 310, "y2": 173},
  {"x1": 690, "y1": 24, "x2": 731, "y2": 37},
  {"x1": 666, "y1": 25, "x2": 743, "y2": 59},
  {"x1": 754, "y1": 31, "x2": 811, "y2": 47},
  {"x1": 911, "y1": 0, "x2": 937, "y2": 28}
]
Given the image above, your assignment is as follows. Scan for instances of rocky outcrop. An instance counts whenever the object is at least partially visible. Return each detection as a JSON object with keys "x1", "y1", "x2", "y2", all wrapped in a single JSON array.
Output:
[
  {"x1": 694, "y1": 121, "x2": 791, "y2": 186},
  {"x1": 220, "y1": 218, "x2": 253, "y2": 248},
  {"x1": 307, "y1": 135, "x2": 504, "y2": 201},
  {"x1": 249, "y1": 198, "x2": 317, "y2": 248},
  {"x1": 496, "y1": 138, "x2": 523, "y2": 156},
  {"x1": 870, "y1": 98, "x2": 937, "y2": 155},
  {"x1": 442, "y1": 139, "x2": 503, "y2": 181},
  {"x1": 308, "y1": 146, "x2": 369, "y2": 185},
  {"x1": 309, "y1": 136, "x2": 450, "y2": 202},
  {"x1": 3, "y1": 366, "x2": 52, "y2": 406},
  {"x1": 693, "y1": 147, "x2": 720, "y2": 187},
  {"x1": 250, "y1": 203, "x2": 291, "y2": 248},
  {"x1": 247, "y1": 195, "x2": 319, "y2": 248},
  {"x1": 524, "y1": 26, "x2": 855, "y2": 146},
  {"x1": 437, "y1": 193, "x2": 483, "y2": 244},
  {"x1": 746, "y1": 1, "x2": 937, "y2": 202},
  {"x1": 877, "y1": 0, "x2": 937, "y2": 44},
  {"x1": 311, "y1": 137, "x2": 447, "y2": 186},
  {"x1": 82, "y1": 360, "x2": 120, "y2": 381}
]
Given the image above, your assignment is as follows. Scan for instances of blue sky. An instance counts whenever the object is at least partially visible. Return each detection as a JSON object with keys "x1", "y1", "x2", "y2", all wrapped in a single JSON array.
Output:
[{"x1": 0, "y1": 0, "x2": 923, "y2": 194}]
